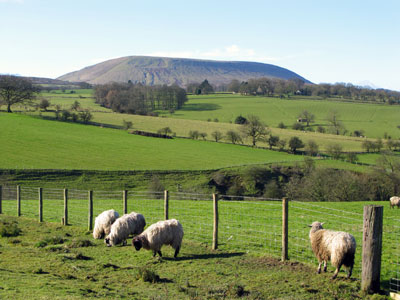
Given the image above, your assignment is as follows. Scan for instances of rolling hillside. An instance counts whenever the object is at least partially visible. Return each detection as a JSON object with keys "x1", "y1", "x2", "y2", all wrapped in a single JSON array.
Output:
[{"x1": 57, "y1": 56, "x2": 311, "y2": 86}]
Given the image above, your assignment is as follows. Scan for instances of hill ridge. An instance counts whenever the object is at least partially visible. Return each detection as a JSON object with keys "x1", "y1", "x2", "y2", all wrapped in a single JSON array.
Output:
[{"x1": 58, "y1": 55, "x2": 311, "y2": 86}]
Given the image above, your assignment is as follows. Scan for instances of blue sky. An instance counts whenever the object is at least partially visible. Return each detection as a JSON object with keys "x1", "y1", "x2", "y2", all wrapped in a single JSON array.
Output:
[{"x1": 1, "y1": 0, "x2": 399, "y2": 90}]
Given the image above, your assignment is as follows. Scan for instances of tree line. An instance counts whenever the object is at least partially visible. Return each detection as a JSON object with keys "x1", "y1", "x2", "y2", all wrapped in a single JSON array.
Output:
[
  {"x1": 94, "y1": 82, "x2": 188, "y2": 115},
  {"x1": 187, "y1": 77, "x2": 400, "y2": 105}
]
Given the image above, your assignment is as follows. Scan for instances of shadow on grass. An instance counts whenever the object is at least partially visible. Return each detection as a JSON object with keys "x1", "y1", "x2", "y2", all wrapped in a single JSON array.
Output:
[
  {"x1": 180, "y1": 103, "x2": 221, "y2": 112},
  {"x1": 163, "y1": 252, "x2": 245, "y2": 261}
]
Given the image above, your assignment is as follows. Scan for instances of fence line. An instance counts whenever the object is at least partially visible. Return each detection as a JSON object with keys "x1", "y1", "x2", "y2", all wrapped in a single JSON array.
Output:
[{"x1": 0, "y1": 185, "x2": 398, "y2": 294}]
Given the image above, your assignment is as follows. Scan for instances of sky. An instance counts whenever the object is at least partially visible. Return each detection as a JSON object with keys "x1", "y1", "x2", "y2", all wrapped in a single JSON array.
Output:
[{"x1": 0, "y1": 0, "x2": 399, "y2": 90}]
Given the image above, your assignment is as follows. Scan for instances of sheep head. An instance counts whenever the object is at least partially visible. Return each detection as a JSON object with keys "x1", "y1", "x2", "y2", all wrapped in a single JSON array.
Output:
[{"x1": 132, "y1": 237, "x2": 143, "y2": 251}]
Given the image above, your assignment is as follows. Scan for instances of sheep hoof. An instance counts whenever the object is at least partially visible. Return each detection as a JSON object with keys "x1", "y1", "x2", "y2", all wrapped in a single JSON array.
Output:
[
  {"x1": 317, "y1": 270, "x2": 321, "y2": 274},
  {"x1": 331, "y1": 274, "x2": 338, "y2": 279}
]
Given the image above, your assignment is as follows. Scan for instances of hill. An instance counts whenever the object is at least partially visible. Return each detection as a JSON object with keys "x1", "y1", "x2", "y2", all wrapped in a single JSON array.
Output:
[{"x1": 57, "y1": 56, "x2": 311, "y2": 86}]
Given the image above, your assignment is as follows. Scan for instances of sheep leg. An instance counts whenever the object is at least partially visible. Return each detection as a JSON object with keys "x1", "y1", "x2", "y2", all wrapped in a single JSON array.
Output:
[
  {"x1": 174, "y1": 246, "x2": 180, "y2": 258},
  {"x1": 153, "y1": 251, "x2": 157, "y2": 257},
  {"x1": 123, "y1": 240, "x2": 127, "y2": 246},
  {"x1": 323, "y1": 261, "x2": 327, "y2": 272},
  {"x1": 157, "y1": 250, "x2": 162, "y2": 257},
  {"x1": 347, "y1": 266, "x2": 353, "y2": 279},
  {"x1": 317, "y1": 261, "x2": 322, "y2": 274},
  {"x1": 332, "y1": 264, "x2": 342, "y2": 279}
]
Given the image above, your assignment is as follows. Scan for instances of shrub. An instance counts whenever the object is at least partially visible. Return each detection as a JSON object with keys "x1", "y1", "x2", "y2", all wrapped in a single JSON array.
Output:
[
  {"x1": 316, "y1": 126, "x2": 326, "y2": 133},
  {"x1": 188, "y1": 130, "x2": 199, "y2": 139},
  {"x1": 277, "y1": 122, "x2": 286, "y2": 129},
  {"x1": 327, "y1": 143, "x2": 343, "y2": 160},
  {"x1": 234, "y1": 115, "x2": 247, "y2": 124},
  {"x1": 79, "y1": 110, "x2": 93, "y2": 124},
  {"x1": 292, "y1": 122, "x2": 304, "y2": 131}
]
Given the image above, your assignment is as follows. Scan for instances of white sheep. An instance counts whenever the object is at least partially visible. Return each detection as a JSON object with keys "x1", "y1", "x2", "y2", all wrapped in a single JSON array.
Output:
[
  {"x1": 93, "y1": 209, "x2": 119, "y2": 239},
  {"x1": 390, "y1": 196, "x2": 400, "y2": 209},
  {"x1": 309, "y1": 221, "x2": 356, "y2": 279},
  {"x1": 105, "y1": 212, "x2": 146, "y2": 246},
  {"x1": 132, "y1": 219, "x2": 183, "y2": 258}
]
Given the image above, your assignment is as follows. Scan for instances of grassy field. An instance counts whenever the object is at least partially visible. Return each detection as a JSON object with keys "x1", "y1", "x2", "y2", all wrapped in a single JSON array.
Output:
[
  {"x1": 10, "y1": 89, "x2": 395, "y2": 152},
  {"x1": 0, "y1": 113, "x2": 305, "y2": 171},
  {"x1": 166, "y1": 94, "x2": 400, "y2": 140},
  {"x1": 0, "y1": 195, "x2": 397, "y2": 299}
]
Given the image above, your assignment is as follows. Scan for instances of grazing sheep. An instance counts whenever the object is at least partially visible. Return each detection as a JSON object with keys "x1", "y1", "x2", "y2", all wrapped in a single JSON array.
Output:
[
  {"x1": 93, "y1": 209, "x2": 119, "y2": 239},
  {"x1": 132, "y1": 219, "x2": 183, "y2": 258},
  {"x1": 390, "y1": 196, "x2": 400, "y2": 209},
  {"x1": 309, "y1": 222, "x2": 356, "y2": 279},
  {"x1": 105, "y1": 212, "x2": 146, "y2": 246}
]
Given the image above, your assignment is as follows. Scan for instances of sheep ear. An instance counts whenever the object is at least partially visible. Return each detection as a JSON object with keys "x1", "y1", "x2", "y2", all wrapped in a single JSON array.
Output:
[
  {"x1": 308, "y1": 224, "x2": 312, "y2": 227},
  {"x1": 321, "y1": 222, "x2": 325, "y2": 226}
]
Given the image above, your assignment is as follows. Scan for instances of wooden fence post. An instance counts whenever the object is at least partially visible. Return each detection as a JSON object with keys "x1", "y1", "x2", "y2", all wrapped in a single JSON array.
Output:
[
  {"x1": 88, "y1": 190, "x2": 93, "y2": 231},
  {"x1": 123, "y1": 190, "x2": 128, "y2": 214},
  {"x1": 38, "y1": 188, "x2": 43, "y2": 222},
  {"x1": 17, "y1": 185, "x2": 21, "y2": 217},
  {"x1": 63, "y1": 189, "x2": 68, "y2": 226},
  {"x1": 164, "y1": 190, "x2": 169, "y2": 220},
  {"x1": 282, "y1": 197, "x2": 289, "y2": 261},
  {"x1": 0, "y1": 185, "x2": 2, "y2": 214},
  {"x1": 361, "y1": 205, "x2": 383, "y2": 294},
  {"x1": 212, "y1": 193, "x2": 219, "y2": 250}
]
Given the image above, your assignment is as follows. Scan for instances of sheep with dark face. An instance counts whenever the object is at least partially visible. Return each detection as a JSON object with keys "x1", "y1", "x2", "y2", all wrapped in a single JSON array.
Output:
[
  {"x1": 132, "y1": 219, "x2": 183, "y2": 258},
  {"x1": 390, "y1": 196, "x2": 400, "y2": 209},
  {"x1": 105, "y1": 212, "x2": 146, "y2": 246},
  {"x1": 309, "y1": 222, "x2": 356, "y2": 279},
  {"x1": 93, "y1": 210, "x2": 119, "y2": 239}
]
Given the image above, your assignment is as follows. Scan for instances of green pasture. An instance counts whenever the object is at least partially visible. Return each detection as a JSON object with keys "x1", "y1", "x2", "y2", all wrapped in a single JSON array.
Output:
[
  {"x1": 0, "y1": 113, "x2": 304, "y2": 171},
  {"x1": 165, "y1": 94, "x2": 400, "y2": 140},
  {"x1": 1, "y1": 215, "x2": 380, "y2": 300},
  {"x1": 1, "y1": 190, "x2": 398, "y2": 294}
]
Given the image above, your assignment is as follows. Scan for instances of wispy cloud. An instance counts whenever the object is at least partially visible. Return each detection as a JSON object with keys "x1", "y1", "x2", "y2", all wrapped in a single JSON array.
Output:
[{"x1": 147, "y1": 45, "x2": 287, "y2": 64}]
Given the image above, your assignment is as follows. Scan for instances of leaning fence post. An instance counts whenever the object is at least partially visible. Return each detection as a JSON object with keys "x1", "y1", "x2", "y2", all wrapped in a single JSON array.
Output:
[
  {"x1": 164, "y1": 190, "x2": 169, "y2": 220},
  {"x1": 63, "y1": 189, "x2": 68, "y2": 226},
  {"x1": 17, "y1": 185, "x2": 21, "y2": 217},
  {"x1": 212, "y1": 193, "x2": 219, "y2": 250},
  {"x1": 123, "y1": 190, "x2": 128, "y2": 214},
  {"x1": 0, "y1": 185, "x2": 2, "y2": 214},
  {"x1": 361, "y1": 205, "x2": 383, "y2": 294},
  {"x1": 282, "y1": 197, "x2": 289, "y2": 261},
  {"x1": 88, "y1": 190, "x2": 93, "y2": 231},
  {"x1": 38, "y1": 188, "x2": 43, "y2": 222}
]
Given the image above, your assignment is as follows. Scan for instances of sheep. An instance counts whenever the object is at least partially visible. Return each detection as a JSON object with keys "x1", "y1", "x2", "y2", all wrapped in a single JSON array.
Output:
[
  {"x1": 390, "y1": 196, "x2": 400, "y2": 209},
  {"x1": 105, "y1": 212, "x2": 146, "y2": 246},
  {"x1": 93, "y1": 209, "x2": 119, "y2": 239},
  {"x1": 309, "y1": 221, "x2": 356, "y2": 279},
  {"x1": 132, "y1": 219, "x2": 183, "y2": 258}
]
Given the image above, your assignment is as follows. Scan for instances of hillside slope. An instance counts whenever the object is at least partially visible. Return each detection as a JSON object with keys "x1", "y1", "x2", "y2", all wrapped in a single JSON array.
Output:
[{"x1": 57, "y1": 56, "x2": 311, "y2": 86}]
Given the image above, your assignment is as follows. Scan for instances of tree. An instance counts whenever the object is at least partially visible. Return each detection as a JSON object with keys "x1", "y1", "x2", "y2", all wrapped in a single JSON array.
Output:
[
  {"x1": 277, "y1": 139, "x2": 286, "y2": 151},
  {"x1": 71, "y1": 100, "x2": 81, "y2": 111},
  {"x1": 241, "y1": 115, "x2": 270, "y2": 146},
  {"x1": 188, "y1": 130, "x2": 199, "y2": 139},
  {"x1": 267, "y1": 135, "x2": 280, "y2": 150},
  {"x1": 305, "y1": 140, "x2": 319, "y2": 156},
  {"x1": 122, "y1": 120, "x2": 133, "y2": 130},
  {"x1": 157, "y1": 127, "x2": 172, "y2": 136},
  {"x1": 196, "y1": 79, "x2": 214, "y2": 95},
  {"x1": 327, "y1": 110, "x2": 346, "y2": 135},
  {"x1": 327, "y1": 143, "x2": 343, "y2": 160},
  {"x1": 211, "y1": 131, "x2": 223, "y2": 142},
  {"x1": 346, "y1": 152, "x2": 359, "y2": 163},
  {"x1": 288, "y1": 136, "x2": 304, "y2": 153},
  {"x1": 0, "y1": 75, "x2": 39, "y2": 112},
  {"x1": 39, "y1": 98, "x2": 51, "y2": 111},
  {"x1": 199, "y1": 132, "x2": 207, "y2": 140},
  {"x1": 225, "y1": 130, "x2": 242, "y2": 144},
  {"x1": 79, "y1": 110, "x2": 93, "y2": 124},
  {"x1": 298, "y1": 110, "x2": 315, "y2": 127}
]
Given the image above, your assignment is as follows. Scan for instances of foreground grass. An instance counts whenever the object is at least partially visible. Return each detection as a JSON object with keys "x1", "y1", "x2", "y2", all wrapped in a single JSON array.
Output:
[{"x1": 0, "y1": 215, "x2": 389, "y2": 299}]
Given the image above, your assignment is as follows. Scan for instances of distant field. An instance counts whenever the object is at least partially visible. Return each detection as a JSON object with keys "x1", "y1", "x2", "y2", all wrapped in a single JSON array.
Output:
[
  {"x1": 164, "y1": 94, "x2": 400, "y2": 140},
  {"x1": 0, "y1": 113, "x2": 305, "y2": 171}
]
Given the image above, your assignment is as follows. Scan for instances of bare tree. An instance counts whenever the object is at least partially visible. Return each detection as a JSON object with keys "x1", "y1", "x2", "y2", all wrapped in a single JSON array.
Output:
[
  {"x1": 241, "y1": 115, "x2": 270, "y2": 146},
  {"x1": 211, "y1": 131, "x2": 223, "y2": 142},
  {"x1": 0, "y1": 75, "x2": 39, "y2": 112},
  {"x1": 298, "y1": 110, "x2": 315, "y2": 127},
  {"x1": 327, "y1": 110, "x2": 346, "y2": 135}
]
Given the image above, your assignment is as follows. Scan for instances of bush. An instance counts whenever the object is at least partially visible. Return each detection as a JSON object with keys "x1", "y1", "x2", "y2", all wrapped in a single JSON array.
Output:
[
  {"x1": 188, "y1": 130, "x2": 199, "y2": 139},
  {"x1": 316, "y1": 126, "x2": 325, "y2": 133},
  {"x1": 277, "y1": 122, "x2": 286, "y2": 129},
  {"x1": 234, "y1": 115, "x2": 247, "y2": 124},
  {"x1": 79, "y1": 110, "x2": 93, "y2": 124},
  {"x1": 292, "y1": 122, "x2": 304, "y2": 131}
]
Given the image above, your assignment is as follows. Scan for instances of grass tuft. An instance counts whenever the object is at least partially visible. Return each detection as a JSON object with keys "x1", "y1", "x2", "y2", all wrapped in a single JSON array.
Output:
[
  {"x1": 136, "y1": 267, "x2": 160, "y2": 283},
  {"x1": 68, "y1": 239, "x2": 93, "y2": 248},
  {"x1": 0, "y1": 221, "x2": 21, "y2": 237}
]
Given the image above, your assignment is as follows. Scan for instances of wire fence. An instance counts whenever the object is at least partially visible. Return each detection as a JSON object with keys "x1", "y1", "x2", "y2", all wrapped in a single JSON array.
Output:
[{"x1": 0, "y1": 185, "x2": 399, "y2": 293}]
